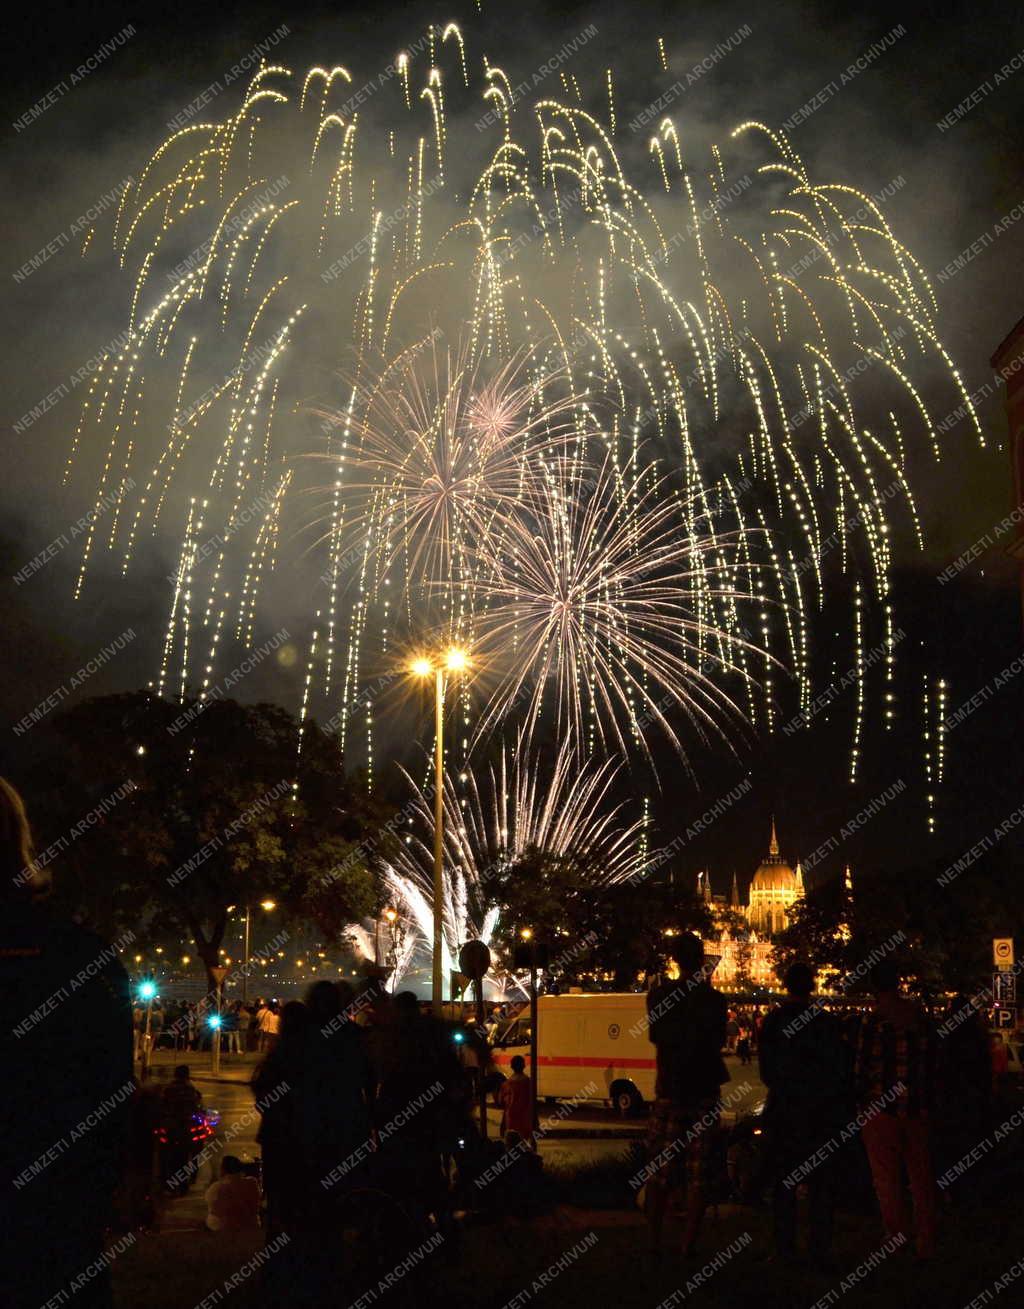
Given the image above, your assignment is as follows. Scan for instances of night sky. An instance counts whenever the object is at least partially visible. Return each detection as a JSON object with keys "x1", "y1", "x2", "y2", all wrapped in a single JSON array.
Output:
[{"x1": 2, "y1": 0, "x2": 1022, "y2": 895}]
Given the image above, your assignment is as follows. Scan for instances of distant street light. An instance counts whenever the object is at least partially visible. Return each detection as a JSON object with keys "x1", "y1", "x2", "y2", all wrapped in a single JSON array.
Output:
[{"x1": 240, "y1": 899, "x2": 277, "y2": 1003}]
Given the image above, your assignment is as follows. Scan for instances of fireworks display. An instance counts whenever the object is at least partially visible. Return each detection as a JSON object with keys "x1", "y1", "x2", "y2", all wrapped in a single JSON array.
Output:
[
  {"x1": 60, "y1": 18, "x2": 983, "y2": 883},
  {"x1": 379, "y1": 742, "x2": 646, "y2": 990}
]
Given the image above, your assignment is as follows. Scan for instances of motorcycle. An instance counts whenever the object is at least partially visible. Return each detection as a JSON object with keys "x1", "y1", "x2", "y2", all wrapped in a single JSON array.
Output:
[{"x1": 155, "y1": 1107, "x2": 220, "y2": 1193}]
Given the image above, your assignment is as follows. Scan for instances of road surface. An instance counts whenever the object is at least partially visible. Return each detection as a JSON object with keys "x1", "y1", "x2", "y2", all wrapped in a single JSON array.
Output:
[{"x1": 146, "y1": 1049, "x2": 766, "y2": 1212}]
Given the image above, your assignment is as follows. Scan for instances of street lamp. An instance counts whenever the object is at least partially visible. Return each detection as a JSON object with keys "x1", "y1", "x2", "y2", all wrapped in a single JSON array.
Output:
[
  {"x1": 409, "y1": 646, "x2": 471, "y2": 1016},
  {"x1": 241, "y1": 900, "x2": 277, "y2": 1003}
]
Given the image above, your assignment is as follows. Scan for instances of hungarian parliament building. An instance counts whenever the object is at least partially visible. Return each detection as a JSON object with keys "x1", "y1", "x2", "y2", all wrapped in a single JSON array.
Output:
[{"x1": 698, "y1": 819, "x2": 808, "y2": 990}]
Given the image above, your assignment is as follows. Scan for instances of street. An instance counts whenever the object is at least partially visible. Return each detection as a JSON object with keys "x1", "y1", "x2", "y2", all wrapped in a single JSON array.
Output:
[{"x1": 145, "y1": 1049, "x2": 767, "y2": 1204}]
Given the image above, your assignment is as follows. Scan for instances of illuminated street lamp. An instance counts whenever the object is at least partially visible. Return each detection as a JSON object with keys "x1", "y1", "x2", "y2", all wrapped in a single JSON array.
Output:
[
  {"x1": 408, "y1": 646, "x2": 471, "y2": 1015},
  {"x1": 240, "y1": 899, "x2": 277, "y2": 1003}
]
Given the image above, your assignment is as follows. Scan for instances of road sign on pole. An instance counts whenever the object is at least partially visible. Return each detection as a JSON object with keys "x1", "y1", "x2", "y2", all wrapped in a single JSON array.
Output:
[
  {"x1": 994, "y1": 973, "x2": 1017, "y2": 1006},
  {"x1": 995, "y1": 1008, "x2": 1014, "y2": 1030},
  {"x1": 993, "y1": 939, "x2": 1014, "y2": 971},
  {"x1": 459, "y1": 939, "x2": 492, "y2": 980}
]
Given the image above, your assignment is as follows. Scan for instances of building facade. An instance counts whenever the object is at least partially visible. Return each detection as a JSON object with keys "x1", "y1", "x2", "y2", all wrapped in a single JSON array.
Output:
[{"x1": 699, "y1": 819, "x2": 804, "y2": 990}]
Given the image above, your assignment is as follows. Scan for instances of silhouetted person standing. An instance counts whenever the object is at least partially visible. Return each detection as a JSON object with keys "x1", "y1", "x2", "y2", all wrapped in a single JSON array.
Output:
[
  {"x1": 855, "y1": 960, "x2": 939, "y2": 1259},
  {"x1": 252, "y1": 998, "x2": 308, "y2": 1235},
  {"x1": 372, "y1": 990, "x2": 462, "y2": 1223},
  {"x1": 1, "y1": 777, "x2": 133, "y2": 1308},
  {"x1": 644, "y1": 932, "x2": 728, "y2": 1256},
  {"x1": 938, "y1": 993, "x2": 992, "y2": 1203},
  {"x1": 759, "y1": 963, "x2": 850, "y2": 1265}
]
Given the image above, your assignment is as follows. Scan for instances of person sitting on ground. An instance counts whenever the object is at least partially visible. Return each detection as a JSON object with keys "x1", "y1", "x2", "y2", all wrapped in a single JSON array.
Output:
[
  {"x1": 205, "y1": 1155, "x2": 261, "y2": 1232},
  {"x1": 499, "y1": 1054, "x2": 535, "y2": 1146}
]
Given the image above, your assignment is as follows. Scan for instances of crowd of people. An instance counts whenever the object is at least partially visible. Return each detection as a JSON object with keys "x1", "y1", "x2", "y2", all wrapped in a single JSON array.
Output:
[
  {"x1": 132, "y1": 996, "x2": 282, "y2": 1056},
  {"x1": 4, "y1": 767, "x2": 1020, "y2": 1307},
  {"x1": 644, "y1": 933, "x2": 1008, "y2": 1268}
]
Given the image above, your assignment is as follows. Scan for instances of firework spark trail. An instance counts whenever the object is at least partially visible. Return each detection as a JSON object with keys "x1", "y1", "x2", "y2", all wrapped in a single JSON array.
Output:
[
  {"x1": 380, "y1": 742, "x2": 646, "y2": 984},
  {"x1": 61, "y1": 20, "x2": 980, "y2": 800},
  {"x1": 470, "y1": 451, "x2": 771, "y2": 769},
  {"x1": 307, "y1": 338, "x2": 583, "y2": 604}
]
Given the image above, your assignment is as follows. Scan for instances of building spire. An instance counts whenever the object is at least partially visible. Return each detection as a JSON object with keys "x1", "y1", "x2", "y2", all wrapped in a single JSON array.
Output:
[
  {"x1": 730, "y1": 871, "x2": 740, "y2": 908},
  {"x1": 769, "y1": 814, "x2": 779, "y2": 857}
]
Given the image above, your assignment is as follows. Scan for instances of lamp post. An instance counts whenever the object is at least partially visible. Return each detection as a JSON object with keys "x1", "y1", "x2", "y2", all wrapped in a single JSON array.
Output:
[
  {"x1": 138, "y1": 978, "x2": 157, "y2": 1081},
  {"x1": 383, "y1": 907, "x2": 399, "y2": 976},
  {"x1": 241, "y1": 900, "x2": 276, "y2": 1003},
  {"x1": 409, "y1": 647, "x2": 469, "y2": 1016}
]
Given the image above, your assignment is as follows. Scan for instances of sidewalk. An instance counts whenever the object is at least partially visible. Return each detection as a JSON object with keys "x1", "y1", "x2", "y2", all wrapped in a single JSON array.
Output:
[{"x1": 142, "y1": 1049, "x2": 259, "y2": 1084}]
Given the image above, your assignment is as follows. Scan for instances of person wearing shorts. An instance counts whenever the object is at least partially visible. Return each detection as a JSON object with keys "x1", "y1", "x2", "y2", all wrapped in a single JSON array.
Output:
[{"x1": 643, "y1": 933, "x2": 729, "y2": 1256}]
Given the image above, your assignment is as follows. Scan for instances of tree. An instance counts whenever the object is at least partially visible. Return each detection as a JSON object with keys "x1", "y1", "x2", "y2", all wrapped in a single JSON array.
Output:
[
  {"x1": 47, "y1": 691, "x2": 389, "y2": 988},
  {"x1": 771, "y1": 850, "x2": 1024, "y2": 1004},
  {"x1": 588, "y1": 881, "x2": 711, "y2": 988},
  {"x1": 771, "y1": 886, "x2": 849, "y2": 983},
  {"x1": 490, "y1": 849, "x2": 710, "y2": 989}
]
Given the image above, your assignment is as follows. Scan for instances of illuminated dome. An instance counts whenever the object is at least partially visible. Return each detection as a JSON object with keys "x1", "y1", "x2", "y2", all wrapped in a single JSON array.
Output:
[
  {"x1": 703, "y1": 817, "x2": 807, "y2": 986},
  {"x1": 745, "y1": 818, "x2": 804, "y2": 939},
  {"x1": 750, "y1": 816, "x2": 797, "y2": 889},
  {"x1": 751, "y1": 860, "x2": 798, "y2": 892}
]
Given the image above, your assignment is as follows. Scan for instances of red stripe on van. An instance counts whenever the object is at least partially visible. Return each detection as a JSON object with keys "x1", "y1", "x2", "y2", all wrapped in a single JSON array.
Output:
[{"x1": 492, "y1": 1053, "x2": 656, "y2": 1070}]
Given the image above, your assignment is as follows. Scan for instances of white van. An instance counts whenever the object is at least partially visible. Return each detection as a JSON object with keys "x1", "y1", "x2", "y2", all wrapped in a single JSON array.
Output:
[{"x1": 488, "y1": 992, "x2": 657, "y2": 1114}]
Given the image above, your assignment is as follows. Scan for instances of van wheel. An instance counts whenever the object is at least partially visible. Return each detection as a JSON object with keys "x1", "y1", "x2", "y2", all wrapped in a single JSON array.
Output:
[{"x1": 611, "y1": 1082, "x2": 642, "y2": 1117}]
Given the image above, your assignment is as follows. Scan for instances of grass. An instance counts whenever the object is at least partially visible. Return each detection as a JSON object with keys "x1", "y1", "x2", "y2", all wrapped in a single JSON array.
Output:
[
  {"x1": 545, "y1": 1145, "x2": 646, "y2": 1210},
  {"x1": 112, "y1": 1157, "x2": 1024, "y2": 1309}
]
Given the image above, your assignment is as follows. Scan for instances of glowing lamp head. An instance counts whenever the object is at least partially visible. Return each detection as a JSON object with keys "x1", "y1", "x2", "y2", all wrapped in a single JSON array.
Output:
[
  {"x1": 208, "y1": 1013, "x2": 222, "y2": 1029},
  {"x1": 138, "y1": 980, "x2": 157, "y2": 1001},
  {"x1": 520, "y1": 927, "x2": 533, "y2": 942},
  {"x1": 452, "y1": 1029, "x2": 465, "y2": 1044},
  {"x1": 260, "y1": 899, "x2": 276, "y2": 911},
  {"x1": 445, "y1": 648, "x2": 468, "y2": 672},
  {"x1": 384, "y1": 908, "x2": 397, "y2": 923},
  {"x1": 410, "y1": 657, "x2": 433, "y2": 678}
]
